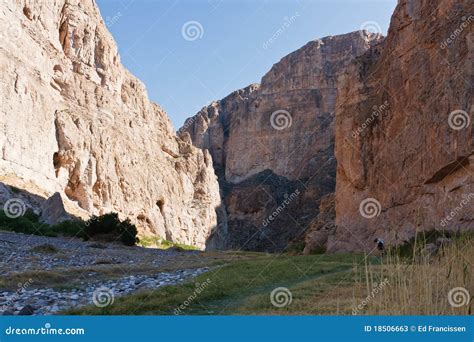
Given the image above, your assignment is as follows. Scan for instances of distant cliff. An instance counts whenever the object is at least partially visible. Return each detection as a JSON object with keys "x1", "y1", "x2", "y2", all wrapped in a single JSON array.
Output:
[{"x1": 180, "y1": 31, "x2": 382, "y2": 251}]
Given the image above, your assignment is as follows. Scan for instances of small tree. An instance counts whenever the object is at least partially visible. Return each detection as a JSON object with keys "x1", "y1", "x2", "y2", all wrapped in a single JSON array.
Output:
[{"x1": 85, "y1": 213, "x2": 138, "y2": 246}]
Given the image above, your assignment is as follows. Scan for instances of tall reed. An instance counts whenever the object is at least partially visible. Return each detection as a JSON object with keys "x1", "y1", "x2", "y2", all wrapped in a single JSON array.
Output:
[{"x1": 353, "y1": 233, "x2": 472, "y2": 315}]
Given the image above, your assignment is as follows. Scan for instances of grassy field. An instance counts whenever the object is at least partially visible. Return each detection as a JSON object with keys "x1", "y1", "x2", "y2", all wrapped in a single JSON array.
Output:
[
  {"x1": 66, "y1": 253, "x2": 376, "y2": 315},
  {"x1": 66, "y1": 232, "x2": 473, "y2": 316}
]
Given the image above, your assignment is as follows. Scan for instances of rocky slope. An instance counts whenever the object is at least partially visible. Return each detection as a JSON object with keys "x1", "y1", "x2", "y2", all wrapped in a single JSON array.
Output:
[
  {"x1": 180, "y1": 32, "x2": 382, "y2": 251},
  {"x1": 0, "y1": 0, "x2": 222, "y2": 249},
  {"x1": 330, "y1": 0, "x2": 473, "y2": 251}
]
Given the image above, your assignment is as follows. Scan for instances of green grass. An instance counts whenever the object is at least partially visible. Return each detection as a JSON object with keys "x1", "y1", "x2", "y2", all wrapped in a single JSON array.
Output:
[
  {"x1": 66, "y1": 253, "x2": 374, "y2": 315},
  {"x1": 64, "y1": 234, "x2": 473, "y2": 315},
  {"x1": 138, "y1": 236, "x2": 198, "y2": 251}
]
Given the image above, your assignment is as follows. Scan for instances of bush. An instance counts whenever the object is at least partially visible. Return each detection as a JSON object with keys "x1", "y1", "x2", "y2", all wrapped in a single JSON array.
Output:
[
  {"x1": 51, "y1": 220, "x2": 87, "y2": 238},
  {"x1": 0, "y1": 209, "x2": 138, "y2": 246},
  {"x1": 85, "y1": 213, "x2": 138, "y2": 246},
  {"x1": 118, "y1": 218, "x2": 139, "y2": 246},
  {"x1": 0, "y1": 209, "x2": 43, "y2": 235}
]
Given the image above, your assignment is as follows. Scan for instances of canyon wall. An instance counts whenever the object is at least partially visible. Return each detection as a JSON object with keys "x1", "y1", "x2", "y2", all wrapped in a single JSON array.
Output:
[
  {"x1": 0, "y1": 0, "x2": 223, "y2": 249},
  {"x1": 3, "y1": 0, "x2": 470, "y2": 253},
  {"x1": 180, "y1": 31, "x2": 382, "y2": 251},
  {"x1": 331, "y1": 0, "x2": 473, "y2": 251}
]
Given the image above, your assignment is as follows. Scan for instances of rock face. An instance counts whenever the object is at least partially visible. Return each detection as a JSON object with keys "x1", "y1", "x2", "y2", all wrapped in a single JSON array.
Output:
[
  {"x1": 303, "y1": 193, "x2": 335, "y2": 254},
  {"x1": 40, "y1": 192, "x2": 70, "y2": 225},
  {"x1": 0, "y1": 0, "x2": 222, "y2": 249},
  {"x1": 331, "y1": 0, "x2": 473, "y2": 251},
  {"x1": 180, "y1": 32, "x2": 382, "y2": 251}
]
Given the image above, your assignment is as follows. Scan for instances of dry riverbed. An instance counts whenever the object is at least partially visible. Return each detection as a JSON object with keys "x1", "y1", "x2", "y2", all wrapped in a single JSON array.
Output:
[{"x1": 0, "y1": 231, "x2": 226, "y2": 315}]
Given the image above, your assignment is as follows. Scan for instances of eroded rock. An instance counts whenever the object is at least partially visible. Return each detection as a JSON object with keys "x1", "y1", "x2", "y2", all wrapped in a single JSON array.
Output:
[
  {"x1": 0, "y1": 0, "x2": 222, "y2": 249},
  {"x1": 331, "y1": 0, "x2": 474, "y2": 251},
  {"x1": 180, "y1": 32, "x2": 382, "y2": 251}
]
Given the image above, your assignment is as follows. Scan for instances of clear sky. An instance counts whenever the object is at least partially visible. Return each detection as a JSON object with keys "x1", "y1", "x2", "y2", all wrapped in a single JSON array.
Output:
[{"x1": 96, "y1": 0, "x2": 397, "y2": 129}]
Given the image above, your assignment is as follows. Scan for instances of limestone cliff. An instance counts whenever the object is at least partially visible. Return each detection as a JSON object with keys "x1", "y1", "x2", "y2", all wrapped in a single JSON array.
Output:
[
  {"x1": 180, "y1": 31, "x2": 382, "y2": 251},
  {"x1": 0, "y1": 0, "x2": 222, "y2": 249},
  {"x1": 331, "y1": 0, "x2": 473, "y2": 251}
]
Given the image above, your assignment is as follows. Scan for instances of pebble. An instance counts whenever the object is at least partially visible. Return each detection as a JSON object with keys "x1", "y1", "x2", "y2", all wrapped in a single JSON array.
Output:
[
  {"x1": 0, "y1": 267, "x2": 207, "y2": 315},
  {"x1": 18, "y1": 305, "x2": 35, "y2": 315},
  {"x1": 0, "y1": 231, "x2": 207, "y2": 316}
]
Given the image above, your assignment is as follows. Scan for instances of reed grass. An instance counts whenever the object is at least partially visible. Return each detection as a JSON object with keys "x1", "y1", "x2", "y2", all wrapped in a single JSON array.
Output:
[{"x1": 354, "y1": 233, "x2": 473, "y2": 315}]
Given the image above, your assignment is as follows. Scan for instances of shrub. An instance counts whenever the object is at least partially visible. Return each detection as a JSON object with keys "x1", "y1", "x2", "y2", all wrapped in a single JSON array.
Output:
[
  {"x1": 0, "y1": 209, "x2": 137, "y2": 246},
  {"x1": 85, "y1": 213, "x2": 138, "y2": 246},
  {"x1": 118, "y1": 218, "x2": 139, "y2": 246},
  {"x1": 51, "y1": 220, "x2": 87, "y2": 238},
  {"x1": 0, "y1": 209, "x2": 42, "y2": 235}
]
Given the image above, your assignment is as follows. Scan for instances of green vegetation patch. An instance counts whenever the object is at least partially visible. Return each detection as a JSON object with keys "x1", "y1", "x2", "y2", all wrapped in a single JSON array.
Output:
[
  {"x1": 138, "y1": 236, "x2": 198, "y2": 251},
  {"x1": 0, "y1": 211, "x2": 138, "y2": 246},
  {"x1": 66, "y1": 253, "x2": 370, "y2": 315}
]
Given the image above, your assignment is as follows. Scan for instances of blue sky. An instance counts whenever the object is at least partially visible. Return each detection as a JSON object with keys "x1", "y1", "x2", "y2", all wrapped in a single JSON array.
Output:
[{"x1": 97, "y1": 0, "x2": 397, "y2": 129}]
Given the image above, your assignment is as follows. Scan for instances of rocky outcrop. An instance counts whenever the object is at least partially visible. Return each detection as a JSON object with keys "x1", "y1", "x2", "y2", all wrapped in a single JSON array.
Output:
[
  {"x1": 180, "y1": 31, "x2": 382, "y2": 251},
  {"x1": 40, "y1": 192, "x2": 70, "y2": 225},
  {"x1": 331, "y1": 0, "x2": 473, "y2": 251},
  {"x1": 0, "y1": 0, "x2": 222, "y2": 249},
  {"x1": 303, "y1": 193, "x2": 335, "y2": 254}
]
